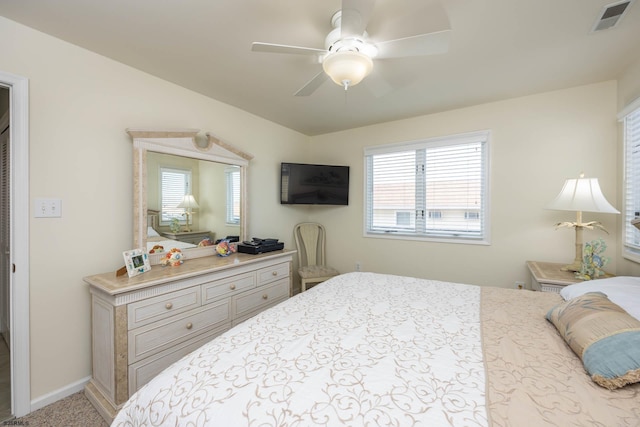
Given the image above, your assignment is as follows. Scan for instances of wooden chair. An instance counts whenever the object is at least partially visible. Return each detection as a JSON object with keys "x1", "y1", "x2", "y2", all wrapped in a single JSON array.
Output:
[{"x1": 294, "y1": 222, "x2": 339, "y2": 292}]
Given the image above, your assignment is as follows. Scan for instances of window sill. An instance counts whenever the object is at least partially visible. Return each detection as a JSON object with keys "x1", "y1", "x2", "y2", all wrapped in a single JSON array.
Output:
[{"x1": 364, "y1": 231, "x2": 490, "y2": 246}]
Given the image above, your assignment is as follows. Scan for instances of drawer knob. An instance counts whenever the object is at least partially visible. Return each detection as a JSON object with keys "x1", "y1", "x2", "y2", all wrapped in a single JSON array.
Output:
[
  {"x1": 186, "y1": 322, "x2": 193, "y2": 330},
  {"x1": 165, "y1": 303, "x2": 173, "y2": 310},
  {"x1": 272, "y1": 271, "x2": 278, "y2": 276},
  {"x1": 229, "y1": 284, "x2": 236, "y2": 290},
  {"x1": 262, "y1": 294, "x2": 268, "y2": 300}
]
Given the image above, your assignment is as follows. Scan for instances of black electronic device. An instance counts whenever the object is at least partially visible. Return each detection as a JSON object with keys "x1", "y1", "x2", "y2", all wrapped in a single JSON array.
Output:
[
  {"x1": 214, "y1": 235, "x2": 240, "y2": 244},
  {"x1": 280, "y1": 162, "x2": 349, "y2": 205},
  {"x1": 237, "y1": 238, "x2": 284, "y2": 254}
]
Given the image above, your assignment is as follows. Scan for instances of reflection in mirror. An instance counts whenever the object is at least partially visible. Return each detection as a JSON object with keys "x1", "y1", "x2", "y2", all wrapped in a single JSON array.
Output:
[
  {"x1": 146, "y1": 152, "x2": 241, "y2": 241},
  {"x1": 128, "y1": 129, "x2": 252, "y2": 264}
]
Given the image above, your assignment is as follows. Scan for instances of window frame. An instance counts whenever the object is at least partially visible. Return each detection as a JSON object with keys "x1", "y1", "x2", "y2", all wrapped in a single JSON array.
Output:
[
  {"x1": 364, "y1": 130, "x2": 491, "y2": 245},
  {"x1": 621, "y1": 96, "x2": 640, "y2": 263},
  {"x1": 159, "y1": 166, "x2": 192, "y2": 226}
]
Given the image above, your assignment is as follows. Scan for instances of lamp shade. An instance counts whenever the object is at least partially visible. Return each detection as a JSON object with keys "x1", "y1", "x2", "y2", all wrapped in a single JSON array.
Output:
[
  {"x1": 546, "y1": 176, "x2": 619, "y2": 214},
  {"x1": 322, "y1": 50, "x2": 373, "y2": 88},
  {"x1": 177, "y1": 194, "x2": 199, "y2": 210}
]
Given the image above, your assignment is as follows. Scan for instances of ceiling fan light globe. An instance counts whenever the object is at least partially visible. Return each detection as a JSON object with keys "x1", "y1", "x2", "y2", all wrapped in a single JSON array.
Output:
[{"x1": 322, "y1": 51, "x2": 373, "y2": 88}]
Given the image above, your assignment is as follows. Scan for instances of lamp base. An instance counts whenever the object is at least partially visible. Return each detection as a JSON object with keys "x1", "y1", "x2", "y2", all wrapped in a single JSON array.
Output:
[
  {"x1": 560, "y1": 222, "x2": 584, "y2": 273},
  {"x1": 561, "y1": 260, "x2": 581, "y2": 272}
]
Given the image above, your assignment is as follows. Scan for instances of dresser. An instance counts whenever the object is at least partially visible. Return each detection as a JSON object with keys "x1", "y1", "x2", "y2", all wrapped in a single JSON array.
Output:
[{"x1": 84, "y1": 250, "x2": 295, "y2": 423}]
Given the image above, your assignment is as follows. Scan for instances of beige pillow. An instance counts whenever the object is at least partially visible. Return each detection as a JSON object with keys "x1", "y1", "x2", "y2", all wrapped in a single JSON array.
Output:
[{"x1": 546, "y1": 292, "x2": 640, "y2": 389}]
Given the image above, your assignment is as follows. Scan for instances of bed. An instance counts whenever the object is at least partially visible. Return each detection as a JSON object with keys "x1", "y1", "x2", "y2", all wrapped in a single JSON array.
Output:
[
  {"x1": 146, "y1": 233, "x2": 197, "y2": 253},
  {"x1": 111, "y1": 272, "x2": 640, "y2": 426},
  {"x1": 145, "y1": 217, "x2": 198, "y2": 253}
]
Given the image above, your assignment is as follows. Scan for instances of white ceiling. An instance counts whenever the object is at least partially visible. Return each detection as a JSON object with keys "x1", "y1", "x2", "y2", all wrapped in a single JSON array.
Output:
[{"x1": 1, "y1": 0, "x2": 639, "y2": 136}]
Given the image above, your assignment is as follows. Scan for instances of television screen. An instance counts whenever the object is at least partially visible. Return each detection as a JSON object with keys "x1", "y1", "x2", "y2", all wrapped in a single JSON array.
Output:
[{"x1": 280, "y1": 162, "x2": 349, "y2": 205}]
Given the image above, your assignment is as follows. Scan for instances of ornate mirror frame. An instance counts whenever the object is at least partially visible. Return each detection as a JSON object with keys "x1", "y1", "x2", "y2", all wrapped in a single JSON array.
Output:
[{"x1": 128, "y1": 128, "x2": 253, "y2": 264}]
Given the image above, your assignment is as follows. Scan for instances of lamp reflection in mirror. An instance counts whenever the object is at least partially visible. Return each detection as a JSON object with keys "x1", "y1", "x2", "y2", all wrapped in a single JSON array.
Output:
[
  {"x1": 177, "y1": 194, "x2": 199, "y2": 232},
  {"x1": 546, "y1": 173, "x2": 619, "y2": 272}
]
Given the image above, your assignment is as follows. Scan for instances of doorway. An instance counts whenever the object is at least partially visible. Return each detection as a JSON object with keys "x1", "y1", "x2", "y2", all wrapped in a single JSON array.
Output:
[
  {"x1": 0, "y1": 87, "x2": 9, "y2": 420},
  {"x1": 0, "y1": 71, "x2": 30, "y2": 418}
]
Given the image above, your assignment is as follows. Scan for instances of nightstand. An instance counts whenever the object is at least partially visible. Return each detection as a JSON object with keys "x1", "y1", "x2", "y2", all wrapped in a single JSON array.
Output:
[
  {"x1": 162, "y1": 230, "x2": 212, "y2": 245},
  {"x1": 526, "y1": 261, "x2": 581, "y2": 293}
]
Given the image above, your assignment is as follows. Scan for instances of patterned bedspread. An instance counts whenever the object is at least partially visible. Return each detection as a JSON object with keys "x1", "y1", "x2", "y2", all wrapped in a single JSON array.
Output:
[
  {"x1": 112, "y1": 272, "x2": 640, "y2": 427},
  {"x1": 113, "y1": 272, "x2": 487, "y2": 426}
]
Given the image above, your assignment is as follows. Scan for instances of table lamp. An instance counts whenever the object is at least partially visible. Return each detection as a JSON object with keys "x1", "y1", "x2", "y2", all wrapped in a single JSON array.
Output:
[
  {"x1": 546, "y1": 173, "x2": 619, "y2": 271},
  {"x1": 177, "y1": 194, "x2": 199, "y2": 232}
]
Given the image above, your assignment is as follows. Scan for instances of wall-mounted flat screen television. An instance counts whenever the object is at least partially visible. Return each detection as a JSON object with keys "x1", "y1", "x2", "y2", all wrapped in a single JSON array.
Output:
[{"x1": 280, "y1": 162, "x2": 350, "y2": 205}]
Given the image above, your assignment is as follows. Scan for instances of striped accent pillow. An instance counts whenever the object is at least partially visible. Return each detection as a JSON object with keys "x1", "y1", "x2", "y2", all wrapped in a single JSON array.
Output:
[{"x1": 546, "y1": 291, "x2": 640, "y2": 389}]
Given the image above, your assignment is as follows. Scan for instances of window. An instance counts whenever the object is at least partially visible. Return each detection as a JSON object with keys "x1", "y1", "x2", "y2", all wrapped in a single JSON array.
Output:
[
  {"x1": 396, "y1": 211, "x2": 411, "y2": 227},
  {"x1": 226, "y1": 167, "x2": 241, "y2": 224},
  {"x1": 365, "y1": 131, "x2": 490, "y2": 244},
  {"x1": 622, "y1": 99, "x2": 640, "y2": 261},
  {"x1": 160, "y1": 167, "x2": 192, "y2": 224},
  {"x1": 428, "y1": 210, "x2": 442, "y2": 219}
]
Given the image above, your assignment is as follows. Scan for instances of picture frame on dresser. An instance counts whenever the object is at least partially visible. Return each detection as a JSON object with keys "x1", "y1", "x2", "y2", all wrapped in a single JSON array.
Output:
[{"x1": 122, "y1": 248, "x2": 151, "y2": 277}]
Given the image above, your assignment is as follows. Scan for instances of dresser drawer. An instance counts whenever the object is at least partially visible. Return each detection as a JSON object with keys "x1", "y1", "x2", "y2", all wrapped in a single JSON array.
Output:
[
  {"x1": 128, "y1": 326, "x2": 228, "y2": 395},
  {"x1": 128, "y1": 300, "x2": 230, "y2": 363},
  {"x1": 256, "y1": 262, "x2": 290, "y2": 287},
  {"x1": 202, "y1": 272, "x2": 255, "y2": 304},
  {"x1": 233, "y1": 278, "x2": 289, "y2": 319},
  {"x1": 128, "y1": 287, "x2": 201, "y2": 329}
]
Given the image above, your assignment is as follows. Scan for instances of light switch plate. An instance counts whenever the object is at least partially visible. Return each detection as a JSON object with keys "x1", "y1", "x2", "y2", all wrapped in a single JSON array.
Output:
[{"x1": 34, "y1": 198, "x2": 62, "y2": 218}]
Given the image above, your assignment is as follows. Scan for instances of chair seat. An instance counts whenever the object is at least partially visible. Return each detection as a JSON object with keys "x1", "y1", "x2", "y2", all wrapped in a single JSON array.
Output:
[{"x1": 298, "y1": 265, "x2": 340, "y2": 279}]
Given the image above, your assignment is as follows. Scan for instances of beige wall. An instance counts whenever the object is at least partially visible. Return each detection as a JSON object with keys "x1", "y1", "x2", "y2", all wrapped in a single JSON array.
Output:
[
  {"x1": 309, "y1": 81, "x2": 619, "y2": 288},
  {"x1": 615, "y1": 56, "x2": 640, "y2": 275},
  {"x1": 0, "y1": 17, "x2": 309, "y2": 400},
  {"x1": 617, "y1": 56, "x2": 640, "y2": 111}
]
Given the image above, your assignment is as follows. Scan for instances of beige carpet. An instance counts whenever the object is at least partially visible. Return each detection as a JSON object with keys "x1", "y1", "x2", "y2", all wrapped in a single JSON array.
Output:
[
  {"x1": 12, "y1": 391, "x2": 108, "y2": 427},
  {"x1": 0, "y1": 338, "x2": 10, "y2": 422},
  {"x1": 0, "y1": 339, "x2": 106, "y2": 425}
]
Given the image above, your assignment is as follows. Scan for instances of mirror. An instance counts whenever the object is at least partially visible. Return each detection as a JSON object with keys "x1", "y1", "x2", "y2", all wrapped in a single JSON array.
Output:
[{"x1": 128, "y1": 129, "x2": 252, "y2": 264}]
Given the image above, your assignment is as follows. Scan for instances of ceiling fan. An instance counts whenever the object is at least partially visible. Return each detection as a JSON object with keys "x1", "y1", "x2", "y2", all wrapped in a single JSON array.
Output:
[{"x1": 251, "y1": 0, "x2": 451, "y2": 96}]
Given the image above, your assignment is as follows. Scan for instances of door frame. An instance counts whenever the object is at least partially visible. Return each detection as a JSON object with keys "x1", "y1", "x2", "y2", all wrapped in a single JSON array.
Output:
[{"x1": 0, "y1": 70, "x2": 30, "y2": 417}]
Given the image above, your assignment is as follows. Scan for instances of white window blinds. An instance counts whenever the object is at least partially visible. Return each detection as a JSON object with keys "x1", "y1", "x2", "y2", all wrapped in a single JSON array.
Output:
[
  {"x1": 226, "y1": 167, "x2": 241, "y2": 224},
  {"x1": 623, "y1": 101, "x2": 640, "y2": 260},
  {"x1": 160, "y1": 167, "x2": 192, "y2": 224},
  {"x1": 365, "y1": 131, "x2": 490, "y2": 243}
]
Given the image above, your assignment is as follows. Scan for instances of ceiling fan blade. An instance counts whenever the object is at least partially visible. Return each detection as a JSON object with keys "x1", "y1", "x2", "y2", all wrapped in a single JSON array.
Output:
[
  {"x1": 340, "y1": 0, "x2": 375, "y2": 38},
  {"x1": 294, "y1": 71, "x2": 328, "y2": 96},
  {"x1": 375, "y1": 30, "x2": 451, "y2": 59},
  {"x1": 363, "y1": 68, "x2": 393, "y2": 98},
  {"x1": 251, "y1": 42, "x2": 326, "y2": 56}
]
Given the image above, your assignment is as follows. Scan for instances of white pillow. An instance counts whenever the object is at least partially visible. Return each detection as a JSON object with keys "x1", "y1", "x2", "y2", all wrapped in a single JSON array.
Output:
[
  {"x1": 560, "y1": 276, "x2": 640, "y2": 321},
  {"x1": 147, "y1": 226, "x2": 161, "y2": 237}
]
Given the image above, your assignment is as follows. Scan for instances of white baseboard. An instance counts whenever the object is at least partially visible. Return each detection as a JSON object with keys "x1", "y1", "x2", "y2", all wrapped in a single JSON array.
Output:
[{"x1": 29, "y1": 376, "x2": 91, "y2": 413}]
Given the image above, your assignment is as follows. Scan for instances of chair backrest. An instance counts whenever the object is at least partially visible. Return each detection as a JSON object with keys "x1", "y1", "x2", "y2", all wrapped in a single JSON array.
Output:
[{"x1": 293, "y1": 222, "x2": 327, "y2": 268}]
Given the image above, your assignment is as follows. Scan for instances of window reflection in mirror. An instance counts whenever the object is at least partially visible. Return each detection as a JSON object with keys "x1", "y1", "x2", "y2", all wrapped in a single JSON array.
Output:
[{"x1": 147, "y1": 151, "x2": 241, "y2": 243}]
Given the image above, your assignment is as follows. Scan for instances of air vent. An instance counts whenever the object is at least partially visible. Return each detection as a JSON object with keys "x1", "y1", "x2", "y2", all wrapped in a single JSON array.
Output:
[{"x1": 591, "y1": 0, "x2": 634, "y2": 32}]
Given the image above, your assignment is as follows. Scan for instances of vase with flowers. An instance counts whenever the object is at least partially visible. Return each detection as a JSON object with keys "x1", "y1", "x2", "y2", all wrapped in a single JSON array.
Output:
[{"x1": 575, "y1": 238, "x2": 609, "y2": 280}]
